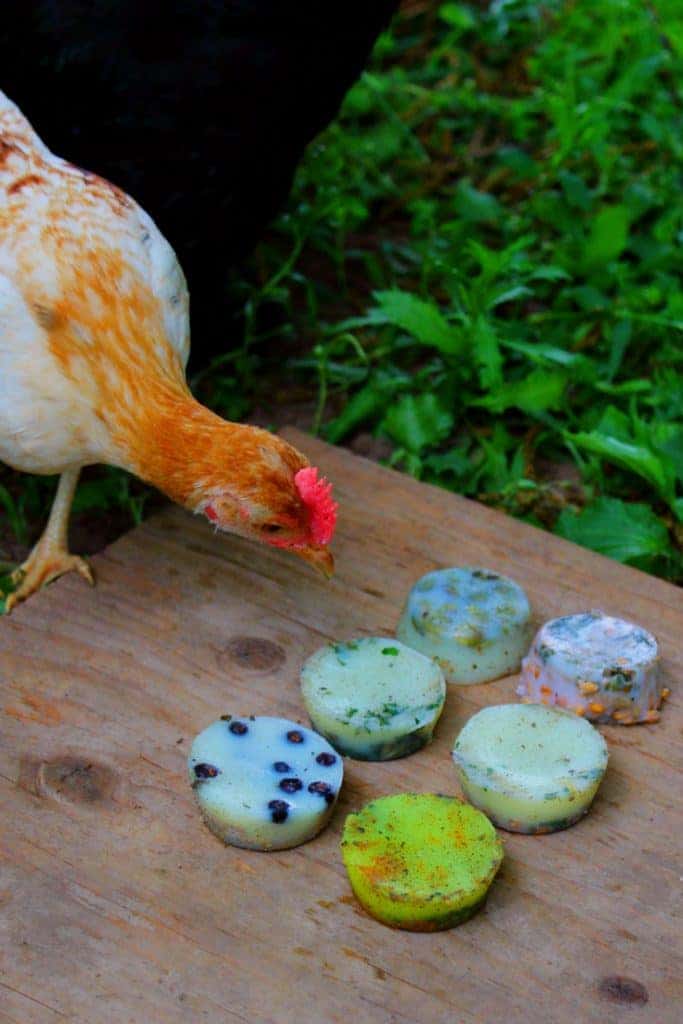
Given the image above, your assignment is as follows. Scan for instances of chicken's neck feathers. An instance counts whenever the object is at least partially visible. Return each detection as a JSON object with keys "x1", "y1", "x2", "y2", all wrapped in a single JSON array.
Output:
[{"x1": 116, "y1": 387, "x2": 293, "y2": 515}]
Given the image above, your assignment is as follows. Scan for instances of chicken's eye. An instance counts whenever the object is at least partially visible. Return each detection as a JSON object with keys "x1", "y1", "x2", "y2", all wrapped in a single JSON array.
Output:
[{"x1": 262, "y1": 523, "x2": 285, "y2": 534}]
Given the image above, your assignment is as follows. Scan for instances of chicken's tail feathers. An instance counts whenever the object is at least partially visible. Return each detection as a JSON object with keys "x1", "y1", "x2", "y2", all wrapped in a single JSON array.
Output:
[{"x1": 0, "y1": 90, "x2": 50, "y2": 160}]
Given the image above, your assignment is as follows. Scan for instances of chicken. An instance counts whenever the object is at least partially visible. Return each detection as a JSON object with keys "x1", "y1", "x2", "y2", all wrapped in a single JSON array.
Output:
[{"x1": 0, "y1": 91, "x2": 337, "y2": 612}]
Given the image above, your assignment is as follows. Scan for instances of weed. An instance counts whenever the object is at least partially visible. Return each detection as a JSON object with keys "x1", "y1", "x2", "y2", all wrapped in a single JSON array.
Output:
[{"x1": 239, "y1": 0, "x2": 683, "y2": 582}]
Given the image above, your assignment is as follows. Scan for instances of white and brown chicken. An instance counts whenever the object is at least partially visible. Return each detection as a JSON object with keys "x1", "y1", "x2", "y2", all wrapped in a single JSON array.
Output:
[{"x1": 0, "y1": 91, "x2": 337, "y2": 612}]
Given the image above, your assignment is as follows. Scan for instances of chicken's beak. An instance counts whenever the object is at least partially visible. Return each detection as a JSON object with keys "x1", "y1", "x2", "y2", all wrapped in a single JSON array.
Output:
[{"x1": 296, "y1": 544, "x2": 335, "y2": 579}]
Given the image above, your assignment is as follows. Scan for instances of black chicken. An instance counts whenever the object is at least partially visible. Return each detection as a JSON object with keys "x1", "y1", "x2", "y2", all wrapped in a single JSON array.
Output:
[{"x1": 2, "y1": 0, "x2": 400, "y2": 363}]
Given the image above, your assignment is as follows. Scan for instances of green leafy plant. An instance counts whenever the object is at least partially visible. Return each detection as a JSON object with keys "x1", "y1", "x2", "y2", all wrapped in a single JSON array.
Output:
[{"x1": 244, "y1": 0, "x2": 682, "y2": 583}]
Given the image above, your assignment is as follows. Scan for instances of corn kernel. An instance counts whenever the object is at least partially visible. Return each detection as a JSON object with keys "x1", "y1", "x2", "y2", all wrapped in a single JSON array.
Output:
[{"x1": 613, "y1": 709, "x2": 633, "y2": 723}]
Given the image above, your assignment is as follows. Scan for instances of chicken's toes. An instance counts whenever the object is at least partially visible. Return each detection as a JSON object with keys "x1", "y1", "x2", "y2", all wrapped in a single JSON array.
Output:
[
  {"x1": 75, "y1": 557, "x2": 95, "y2": 586},
  {"x1": 5, "y1": 551, "x2": 94, "y2": 613}
]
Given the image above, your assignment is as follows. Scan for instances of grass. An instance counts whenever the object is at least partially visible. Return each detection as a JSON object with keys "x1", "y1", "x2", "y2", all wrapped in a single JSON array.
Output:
[
  {"x1": 2, "y1": 0, "x2": 682, "y2": 598},
  {"x1": 221, "y1": 0, "x2": 683, "y2": 584}
]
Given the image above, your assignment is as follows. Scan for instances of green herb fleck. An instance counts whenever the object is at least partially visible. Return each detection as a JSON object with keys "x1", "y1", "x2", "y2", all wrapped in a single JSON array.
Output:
[
  {"x1": 332, "y1": 641, "x2": 359, "y2": 665},
  {"x1": 602, "y1": 666, "x2": 634, "y2": 692}
]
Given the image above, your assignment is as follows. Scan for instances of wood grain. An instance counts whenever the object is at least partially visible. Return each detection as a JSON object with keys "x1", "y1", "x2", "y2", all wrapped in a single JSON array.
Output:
[{"x1": 1, "y1": 428, "x2": 681, "y2": 1024}]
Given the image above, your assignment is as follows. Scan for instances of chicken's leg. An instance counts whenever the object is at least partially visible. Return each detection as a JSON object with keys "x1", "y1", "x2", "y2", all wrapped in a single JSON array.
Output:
[{"x1": 5, "y1": 467, "x2": 93, "y2": 612}]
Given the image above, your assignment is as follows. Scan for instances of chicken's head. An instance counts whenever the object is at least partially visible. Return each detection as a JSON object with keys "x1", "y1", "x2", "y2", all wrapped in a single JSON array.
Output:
[{"x1": 196, "y1": 431, "x2": 338, "y2": 577}]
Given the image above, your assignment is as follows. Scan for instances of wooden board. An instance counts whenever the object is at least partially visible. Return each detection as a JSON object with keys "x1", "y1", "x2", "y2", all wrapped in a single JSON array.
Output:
[{"x1": 1, "y1": 428, "x2": 681, "y2": 1024}]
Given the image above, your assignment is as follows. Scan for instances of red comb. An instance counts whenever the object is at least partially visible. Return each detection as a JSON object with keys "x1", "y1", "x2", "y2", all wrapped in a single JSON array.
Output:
[{"x1": 294, "y1": 466, "x2": 338, "y2": 545}]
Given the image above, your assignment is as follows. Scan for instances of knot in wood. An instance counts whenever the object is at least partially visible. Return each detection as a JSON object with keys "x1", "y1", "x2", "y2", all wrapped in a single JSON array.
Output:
[
  {"x1": 222, "y1": 636, "x2": 286, "y2": 672},
  {"x1": 598, "y1": 976, "x2": 649, "y2": 1005},
  {"x1": 20, "y1": 755, "x2": 123, "y2": 807}
]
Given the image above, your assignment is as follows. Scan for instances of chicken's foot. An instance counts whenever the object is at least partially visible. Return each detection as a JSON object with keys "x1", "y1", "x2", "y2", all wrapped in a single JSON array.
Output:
[{"x1": 5, "y1": 467, "x2": 93, "y2": 613}]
